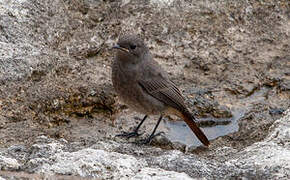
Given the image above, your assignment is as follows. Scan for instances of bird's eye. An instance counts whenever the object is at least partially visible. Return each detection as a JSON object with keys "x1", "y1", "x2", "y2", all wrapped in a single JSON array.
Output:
[{"x1": 130, "y1": 44, "x2": 136, "y2": 50}]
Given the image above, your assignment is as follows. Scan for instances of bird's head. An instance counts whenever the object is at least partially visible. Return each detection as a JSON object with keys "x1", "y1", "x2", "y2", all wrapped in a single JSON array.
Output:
[{"x1": 113, "y1": 34, "x2": 149, "y2": 63}]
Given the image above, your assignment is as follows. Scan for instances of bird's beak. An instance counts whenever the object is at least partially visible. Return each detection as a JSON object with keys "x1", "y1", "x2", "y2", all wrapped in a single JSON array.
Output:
[{"x1": 113, "y1": 44, "x2": 129, "y2": 53}]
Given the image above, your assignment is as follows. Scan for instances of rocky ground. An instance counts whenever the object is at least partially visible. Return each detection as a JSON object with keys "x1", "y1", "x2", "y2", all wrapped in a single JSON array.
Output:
[{"x1": 0, "y1": 0, "x2": 289, "y2": 179}]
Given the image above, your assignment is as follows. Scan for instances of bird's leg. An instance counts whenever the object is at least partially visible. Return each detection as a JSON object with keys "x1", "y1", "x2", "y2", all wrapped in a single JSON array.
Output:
[
  {"x1": 137, "y1": 115, "x2": 164, "y2": 144},
  {"x1": 116, "y1": 115, "x2": 148, "y2": 138}
]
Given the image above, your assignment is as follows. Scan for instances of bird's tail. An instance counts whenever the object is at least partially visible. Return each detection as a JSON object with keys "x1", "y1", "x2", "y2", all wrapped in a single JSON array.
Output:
[{"x1": 182, "y1": 111, "x2": 210, "y2": 147}]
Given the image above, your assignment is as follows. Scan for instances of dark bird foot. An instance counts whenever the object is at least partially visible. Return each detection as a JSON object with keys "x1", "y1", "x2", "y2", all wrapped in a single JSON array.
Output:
[
  {"x1": 116, "y1": 130, "x2": 143, "y2": 139},
  {"x1": 135, "y1": 132, "x2": 164, "y2": 145},
  {"x1": 116, "y1": 115, "x2": 148, "y2": 139}
]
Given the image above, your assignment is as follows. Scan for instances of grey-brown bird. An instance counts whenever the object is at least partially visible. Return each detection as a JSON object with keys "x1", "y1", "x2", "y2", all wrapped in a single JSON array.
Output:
[{"x1": 112, "y1": 34, "x2": 209, "y2": 146}]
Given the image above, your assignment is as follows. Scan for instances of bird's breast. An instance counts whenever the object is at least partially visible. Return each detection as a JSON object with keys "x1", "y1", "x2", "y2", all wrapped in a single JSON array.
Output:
[{"x1": 112, "y1": 60, "x2": 165, "y2": 115}]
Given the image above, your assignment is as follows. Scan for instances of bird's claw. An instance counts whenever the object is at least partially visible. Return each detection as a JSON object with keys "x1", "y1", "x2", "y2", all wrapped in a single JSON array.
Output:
[
  {"x1": 135, "y1": 132, "x2": 164, "y2": 145},
  {"x1": 116, "y1": 131, "x2": 143, "y2": 139}
]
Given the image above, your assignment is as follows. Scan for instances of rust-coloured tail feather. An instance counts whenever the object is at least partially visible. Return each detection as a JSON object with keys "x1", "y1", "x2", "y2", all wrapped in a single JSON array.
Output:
[{"x1": 182, "y1": 111, "x2": 210, "y2": 147}]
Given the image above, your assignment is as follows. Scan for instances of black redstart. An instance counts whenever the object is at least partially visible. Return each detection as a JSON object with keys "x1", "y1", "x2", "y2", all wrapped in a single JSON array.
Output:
[{"x1": 112, "y1": 34, "x2": 209, "y2": 146}]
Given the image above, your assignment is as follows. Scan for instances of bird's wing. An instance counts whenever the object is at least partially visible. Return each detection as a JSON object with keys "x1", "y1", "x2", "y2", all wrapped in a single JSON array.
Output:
[
  {"x1": 139, "y1": 77, "x2": 210, "y2": 146},
  {"x1": 138, "y1": 77, "x2": 186, "y2": 112},
  {"x1": 138, "y1": 62, "x2": 210, "y2": 146}
]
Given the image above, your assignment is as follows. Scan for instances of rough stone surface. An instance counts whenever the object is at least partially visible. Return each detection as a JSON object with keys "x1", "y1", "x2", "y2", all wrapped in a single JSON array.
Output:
[
  {"x1": 0, "y1": 0, "x2": 289, "y2": 179},
  {"x1": 131, "y1": 167, "x2": 194, "y2": 180},
  {"x1": 0, "y1": 109, "x2": 289, "y2": 179},
  {"x1": 227, "y1": 109, "x2": 290, "y2": 179},
  {"x1": 0, "y1": 155, "x2": 20, "y2": 171},
  {"x1": 35, "y1": 149, "x2": 146, "y2": 179}
]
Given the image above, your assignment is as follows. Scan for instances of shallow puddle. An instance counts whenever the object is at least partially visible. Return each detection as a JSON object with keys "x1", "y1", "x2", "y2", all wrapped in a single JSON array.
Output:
[{"x1": 164, "y1": 108, "x2": 245, "y2": 147}]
